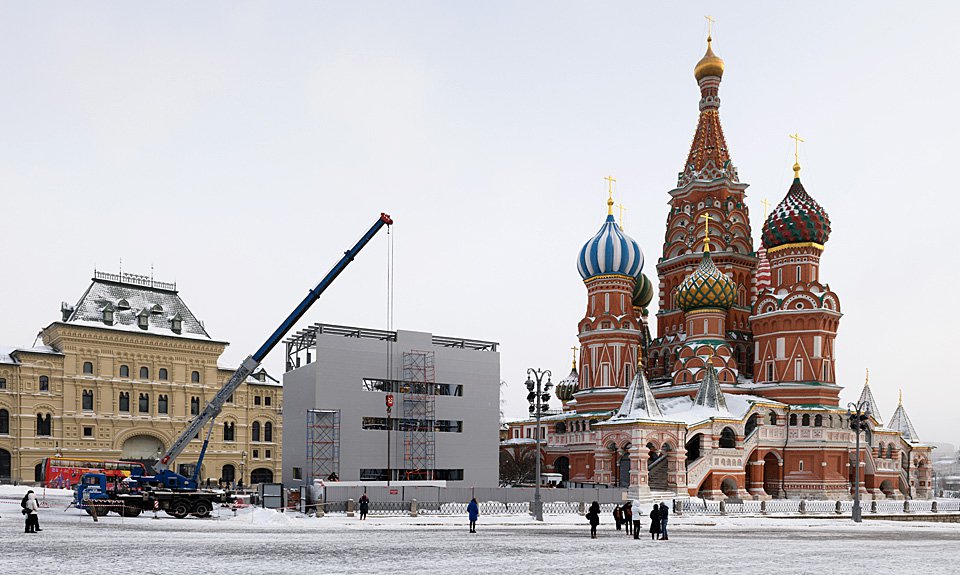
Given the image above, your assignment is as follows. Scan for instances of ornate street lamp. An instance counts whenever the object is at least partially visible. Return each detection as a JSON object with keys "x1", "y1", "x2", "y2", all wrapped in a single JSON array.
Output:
[
  {"x1": 526, "y1": 368, "x2": 552, "y2": 522},
  {"x1": 846, "y1": 400, "x2": 872, "y2": 523}
]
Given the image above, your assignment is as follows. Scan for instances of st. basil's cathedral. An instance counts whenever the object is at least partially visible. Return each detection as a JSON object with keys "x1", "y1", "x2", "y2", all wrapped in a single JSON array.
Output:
[{"x1": 503, "y1": 33, "x2": 933, "y2": 501}]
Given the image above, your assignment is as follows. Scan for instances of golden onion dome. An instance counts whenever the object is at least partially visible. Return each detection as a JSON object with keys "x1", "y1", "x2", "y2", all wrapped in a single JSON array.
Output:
[
  {"x1": 675, "y1": 251, "x2": 736, "y2": 311},
  {"x1": 694, "y1": 36, "x2": 725, "y2": 81}
]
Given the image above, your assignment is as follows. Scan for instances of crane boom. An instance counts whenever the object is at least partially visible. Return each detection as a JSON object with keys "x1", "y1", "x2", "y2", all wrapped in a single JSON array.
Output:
[{"x1": 154, "y1": 212, "x2": 393, "y2": 474}]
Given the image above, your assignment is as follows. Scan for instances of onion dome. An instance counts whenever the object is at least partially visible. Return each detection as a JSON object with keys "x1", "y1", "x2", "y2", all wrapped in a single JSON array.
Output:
[
  {"x1": 555, "y1": 367, "x2": 579, "y2": 402},
  {"x1": 675, "y1": 251, "x2": 736, "y2": 311},
  {"x1": 694, "y1": 36, "x2": 724, "y2": 81},
  {"x1": 632, "y1": 273, "x2": 654, "y2": 308},
  {"x1": 761, "y1": 177, "x2": 831, "y2": 249},
  {"x1": 577, "y1": 214, "x2": 644, "y2": 280}
]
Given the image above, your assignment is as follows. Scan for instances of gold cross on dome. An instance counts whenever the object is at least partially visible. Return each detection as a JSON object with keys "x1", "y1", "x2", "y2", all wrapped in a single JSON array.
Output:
[
  {"x1": 761, "y1": 198, "x2": 771, "y2": 220},
  {"x1": 705, "y1": 15, "x2": 716, "y2": 38},
  {"x1": 790, "y1": 132, "x2": 805, "y2": 177},
  {"x1": 701, "y1": 213, "x2": 714, "y2": 252},
  {"x1": 571, "y1": 346, "x2": 579, "y2": 370},
  {"x1": 604, "y1": 175, "x2": 616, "y2": 215},
  {"x1": 617, "y1": 203, "x2": 627, "y2": 230}
]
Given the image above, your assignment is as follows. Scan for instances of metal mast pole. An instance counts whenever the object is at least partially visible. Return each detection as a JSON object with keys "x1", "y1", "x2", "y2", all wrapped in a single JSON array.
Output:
[{"x1": 534, "y1": 375, "x2": 542, "y2": 522}]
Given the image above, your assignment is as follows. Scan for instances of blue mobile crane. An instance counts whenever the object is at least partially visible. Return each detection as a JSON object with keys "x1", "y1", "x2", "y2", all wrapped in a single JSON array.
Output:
[{"x1": 75, "y1": 213, "x2": 393, "y2": 518}]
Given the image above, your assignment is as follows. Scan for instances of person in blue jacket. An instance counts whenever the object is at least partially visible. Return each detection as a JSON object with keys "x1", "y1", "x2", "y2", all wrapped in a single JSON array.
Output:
[{"x1": 467, "y1": 498, "x2": 479, "y2": 533}]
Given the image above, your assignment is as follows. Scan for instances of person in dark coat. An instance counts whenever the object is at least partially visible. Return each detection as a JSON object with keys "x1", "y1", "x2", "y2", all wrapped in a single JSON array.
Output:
[
  {"x1": 467, "y1": 498, "x2": 479, "y2": 533},
  {"x1": 622, "y1": 501, "x2": 633, "y2": 535},
  {"x1": 648, "y1": 504, "x2": 661, "y2": 540},
  {"x1": 612, "y1": 505, "x2": 622, "y2": 531},
  {"x1": 22, "y1": 490, "x2": 41, "y2": 533},
  {"x1": 658, "y1": 501, "x2": 670, "y2": 540},
  {"x1": 586, "y1": 501, "x2": 601, "y2": 538},
  {"x1": 358, "y1": 493, "x2": 370, "y2": 520}
]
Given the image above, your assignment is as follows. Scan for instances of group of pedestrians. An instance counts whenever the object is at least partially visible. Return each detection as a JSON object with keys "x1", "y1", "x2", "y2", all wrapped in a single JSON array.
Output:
[{"x1": 587, "y1": 500, "x2": 670, "y2": 540}]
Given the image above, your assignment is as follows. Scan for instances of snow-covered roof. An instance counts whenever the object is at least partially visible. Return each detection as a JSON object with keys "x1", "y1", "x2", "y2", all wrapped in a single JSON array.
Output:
[
  {"x1": 888, "y1": 401, "x2": 919, "y2": 443},
  {"x1": 613, "y1": 370, "x2": 662, "y2": 420},
  {"x1": 857, "y1": 382, "x2": 883, "y2": 425},
  {"x1": 63, "y1": 273, "x2": 214, "y2": 341},
  {"x1": 0, "y1": 344, "x2": 64, "y2": 364},
  {"x1": 693, "y1": 364, "x2": 728, "y2": 412}
]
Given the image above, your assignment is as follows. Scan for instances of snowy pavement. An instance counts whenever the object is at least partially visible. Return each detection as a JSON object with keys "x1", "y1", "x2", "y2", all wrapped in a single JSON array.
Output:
[{"x1": 1, "y1": 488, "x2": 959, "y2": 574}]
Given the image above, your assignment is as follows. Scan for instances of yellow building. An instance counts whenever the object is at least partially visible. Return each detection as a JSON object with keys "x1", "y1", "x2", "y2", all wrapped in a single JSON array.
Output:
[{"x1": 0, "y1": 271, "x2": 281, "y2": 486}]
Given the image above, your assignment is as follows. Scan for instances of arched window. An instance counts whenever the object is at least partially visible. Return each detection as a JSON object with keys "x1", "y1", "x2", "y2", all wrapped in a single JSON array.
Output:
[
  {"x1": 251, "y1": 421, "x2": 261, "y2": 442},
  {"x1": 221, "y1": 464, "x2": 236, "y2": 484},
  {"x1": 36, "y1": 413, "x2": 52, "y2": 436},
  {"x1": 39, "y1": 376, "x2": 49, "y2": 392},
  {"x1": 250, "y1": 468, "x2": 273, "y2": 484},
  {"x1": 719, "y1": 427, "x2": 737, "y2": 448},
  {"x1": 190, "y1": 396, "x2": 200, "y2": 415},
  {"x1": 192, "y1": 371, "x2": 201, "y2": 383},
  {"x1": 82, "y1": 389, "x2": 94, "y2": 411},
  {"x1": 158, "y1": 368, "x2": 168, "y2": 381},
  {"x1": 119, "y1": 392, "x2": 130, "y2": 412},
  {"x1": 158, "y1": 394, "x2": 168, "y2": 414},
  {"x1": 801, "y1": 414, "x2": 810, "y2": 426},
  {"x1": 223, "y1": 421, "x2": 235, "y2": 442},
  {"x1": 264, "y1": 422, "x2": 273, "y2": 443},
  {"x1": 745, "y1": 414, "x2": 759, "y2": 438},
  {"x1": 138, "y1": 393, "x2": 149, "y2": 413},
  {"x1": 814, "y1": 414, "x2": 823, "y2": 427},
  {"x1": 789, "y1": 414, "x2": 797, "y2": 427},
  {"x1": 768, "y1": 411, "x2": 778, "y2": 426},
  {"x1": 139, "y1": 367, "x2": 149, "y2": 379},
  {"x1": 120, "y1": 365, "x2": 130, "y2": 378},
  {"x1": 83, "y1": 362, "x2": 94, "y2": 374},
  {"x1": 0, "y1": 409, "x2": 9, "y2": 434}
]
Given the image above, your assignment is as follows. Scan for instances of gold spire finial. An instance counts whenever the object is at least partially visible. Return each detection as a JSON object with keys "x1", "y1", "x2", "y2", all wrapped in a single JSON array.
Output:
[
  {"x1": 571, "y1": 346, "x2": 579, "y2": 370},
  {"x1": 865, "y1": 367, "x2": 870, "y2": 386},
  {"x1": 604, "y1": 175, "x2": 616, "y2": 216},
  {"x1": 705, "y1": 15, "x2": 716, "y2": 40},
  {"x1": 617, "y1": 203, "x2": 627, "y2": 230},
  {"x1": 761, "y1": 198, "x2": 771, "y2": 220},
  {"x1": 701, "y1": 213, "x2": 713, "y2": 252},
  {"x1": 899, "y1": 388, "x2": 903, "y2": 406},
  {"x1": 790, "y1": 133, "x2": 805, "y2": 178}
]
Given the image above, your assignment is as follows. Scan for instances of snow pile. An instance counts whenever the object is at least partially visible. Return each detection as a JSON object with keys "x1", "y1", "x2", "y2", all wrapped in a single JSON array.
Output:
[{"x1": 227, "y1": 506, "x2": 295, "y2": 526}]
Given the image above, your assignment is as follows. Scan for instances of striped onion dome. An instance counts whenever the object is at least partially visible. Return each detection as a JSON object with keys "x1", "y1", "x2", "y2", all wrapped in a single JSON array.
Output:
[
  {"x1": 632, "y1": 273, "x2": 654, "y2": 308},
  {"x1": 577, "y1": 214, "x2": 644, "y2": 280},
  {"x1": 675, "y1": 251, "x2": 736, "y2": 311},
  {"x1": 761, "y1": 177, "x2": 831, "y2": 250}
]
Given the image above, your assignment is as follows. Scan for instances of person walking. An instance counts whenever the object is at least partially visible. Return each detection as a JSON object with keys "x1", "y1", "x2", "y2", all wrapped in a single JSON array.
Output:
[
  {"x1": 586, "y1": 501, "x2": 601, "y2": 539},
  {"x1": 612, "y1": 505, "x2": 623, "y2": 531},
  {"x1": 358, "y1": 493, "x2": 370, "y2": 520},
  {"x1": 22, "y1": 490, "x2": 41, "y2": 533},
  {"x1": 623, "y1": 501, "x2": 634, "y2": 535},
  {"x1": 648, "y1": 504, "x2": 661, "y2": 541},
  {"x1": 467, "y1": 498, "x2": 479, "y2": 533},
  {"x1": 659, "y1": 501, "x2": 670, "y2": 540}
]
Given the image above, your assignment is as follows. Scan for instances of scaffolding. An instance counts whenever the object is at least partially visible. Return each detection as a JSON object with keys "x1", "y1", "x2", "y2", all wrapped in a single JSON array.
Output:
[
  {"x1": 402, "y1": 351, "x2": 436, "y2": 480},
  {"x1": 306, "y1": 409, "x2": 340, "y2": 482}
]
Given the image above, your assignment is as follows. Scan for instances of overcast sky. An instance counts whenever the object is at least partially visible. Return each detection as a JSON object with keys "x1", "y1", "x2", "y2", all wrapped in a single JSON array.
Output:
[{"x1": 1, "y1": 2, "x2": 956, "y2": 444}]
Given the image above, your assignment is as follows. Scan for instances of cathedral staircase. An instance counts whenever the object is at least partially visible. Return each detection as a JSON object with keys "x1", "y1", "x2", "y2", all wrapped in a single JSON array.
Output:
[{"x1": 647, "y1": 455, "x2": 669, "y2": 492}]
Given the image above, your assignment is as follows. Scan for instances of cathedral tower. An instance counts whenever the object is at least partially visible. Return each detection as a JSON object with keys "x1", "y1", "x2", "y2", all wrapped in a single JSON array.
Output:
[
  {"x1": 648, "y1": 34, "x2": 757, "y2": 382},
  {"x1": 573, "y1": 184, "x2": 645, "y2": 412},
  {"x1": 750, "y1": 158, "x2": 842, "y2": 405}
]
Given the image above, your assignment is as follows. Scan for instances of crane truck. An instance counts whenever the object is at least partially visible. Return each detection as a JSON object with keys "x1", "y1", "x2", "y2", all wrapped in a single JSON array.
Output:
[{"x1": 74, "y1": 213, "x2": 393, "y2": 518}]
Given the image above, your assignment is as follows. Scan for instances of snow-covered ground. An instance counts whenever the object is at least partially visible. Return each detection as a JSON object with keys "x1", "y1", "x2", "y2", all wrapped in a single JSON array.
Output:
[{"x1": 1, "y1": 487, "x2": 959, "y2": 574}]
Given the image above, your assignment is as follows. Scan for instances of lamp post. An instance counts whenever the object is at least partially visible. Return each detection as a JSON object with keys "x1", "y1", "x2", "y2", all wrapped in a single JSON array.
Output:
[
  {"x1": 846, "y1": 400, "x2": 871, "y2": 523},
  {"x1": 525, "y1": 368, "x2": 552, "y2": 522},
  {"x1": 241, "y1": 450, "x2": 248, "y2": 491}
]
